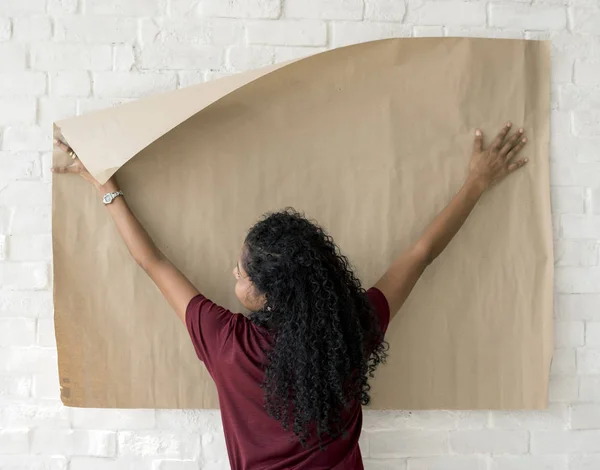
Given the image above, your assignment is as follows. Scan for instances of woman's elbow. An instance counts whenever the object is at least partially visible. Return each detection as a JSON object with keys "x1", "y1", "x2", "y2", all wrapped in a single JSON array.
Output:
[{"x1": 413, "y1": 241, "x2": 434, "y2": 266}]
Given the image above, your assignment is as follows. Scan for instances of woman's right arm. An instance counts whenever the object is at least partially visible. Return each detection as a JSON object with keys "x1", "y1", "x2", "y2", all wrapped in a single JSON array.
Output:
[
  {"x1": 374, "y1": 123, "x2": 528, "y2": 321},
  {"x1": 53, "y1": 140, "x2": 199, "y2": 324}
]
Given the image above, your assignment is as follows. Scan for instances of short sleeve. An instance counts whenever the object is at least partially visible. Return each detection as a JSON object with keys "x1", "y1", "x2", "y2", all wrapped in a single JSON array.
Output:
[
  {"x1": 186, "y1": 294, "x2": 236, "y2": 369},
  {"x1": 366, "y1": 287, "x2": 390, "y2": 335}
]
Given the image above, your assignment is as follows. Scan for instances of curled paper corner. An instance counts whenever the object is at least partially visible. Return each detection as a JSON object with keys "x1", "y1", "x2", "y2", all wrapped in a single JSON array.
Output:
[
  {"x1": 55, "y1": 36, "x2": 400, "y2": 184},
  {"x1": 54, "y1": 60, "x2": 294, "y2": 185},
  {"x1": 49, "y1": 52, "x2": 285, "y2": 182}
]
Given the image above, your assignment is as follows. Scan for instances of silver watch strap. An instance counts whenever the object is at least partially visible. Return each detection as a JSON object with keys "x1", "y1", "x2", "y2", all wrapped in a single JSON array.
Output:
[{"x1": 103, "y1": 190, "x2": 124, "y2": 204}]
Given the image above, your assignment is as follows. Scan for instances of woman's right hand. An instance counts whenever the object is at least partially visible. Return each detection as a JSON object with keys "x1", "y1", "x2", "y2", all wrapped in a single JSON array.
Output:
[
  {"x1": 52, "y1": 139, "x2": 117, "y2": 193},
  {"x1": 469, "y1": 122, "x2": 528, "y2": 191}
]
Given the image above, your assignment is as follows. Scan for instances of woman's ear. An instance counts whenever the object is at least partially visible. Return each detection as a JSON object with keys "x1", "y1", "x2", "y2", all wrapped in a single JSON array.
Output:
[
  {"x1": 256, "y1": 292, "x2": 268, "y2": 310},
  {"x1": 244, "y1": 284, "x2": 267, "y2": 311}
]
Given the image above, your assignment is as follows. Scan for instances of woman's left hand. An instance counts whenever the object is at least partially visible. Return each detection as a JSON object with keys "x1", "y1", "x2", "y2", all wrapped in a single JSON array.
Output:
[{"x1": 469, "y1": 122, "x2": 528, "y2": 191}]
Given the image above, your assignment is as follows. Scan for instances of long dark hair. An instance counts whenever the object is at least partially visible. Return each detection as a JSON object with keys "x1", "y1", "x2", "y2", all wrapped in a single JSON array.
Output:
[{"x1": 243, "y1": 208, "x2": 388, "y2": 446}]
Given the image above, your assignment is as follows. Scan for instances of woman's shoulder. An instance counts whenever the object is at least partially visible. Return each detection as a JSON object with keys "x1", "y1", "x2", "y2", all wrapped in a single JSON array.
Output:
[{"x1": 366, "y1": 287, "x2": 391, "y2": 334}]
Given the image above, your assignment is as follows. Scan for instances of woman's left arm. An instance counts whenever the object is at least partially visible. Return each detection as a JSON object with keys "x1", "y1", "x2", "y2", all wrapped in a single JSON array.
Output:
[
  {"x1": 53, "y1": 140, "x2": 199, "y2": 324},
  {"x1": 375, "y1": 123, "x2": 528, "y2": 321}
]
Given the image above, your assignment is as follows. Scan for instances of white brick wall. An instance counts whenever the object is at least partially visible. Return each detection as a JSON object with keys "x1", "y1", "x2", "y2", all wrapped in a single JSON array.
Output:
[{"x1": 0, "y1": 0, "x2": 598, "y2": 469}]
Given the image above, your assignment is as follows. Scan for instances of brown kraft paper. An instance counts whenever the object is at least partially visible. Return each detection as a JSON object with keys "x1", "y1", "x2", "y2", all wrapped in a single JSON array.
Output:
[{"x1": 52, "y1": 37, "x2": 553, "y2": 410}]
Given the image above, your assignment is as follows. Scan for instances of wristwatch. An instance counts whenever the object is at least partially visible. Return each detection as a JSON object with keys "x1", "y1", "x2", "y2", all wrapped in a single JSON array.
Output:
[{"x1": 102, "y1": 190, "x2": 124, "y2": 205}]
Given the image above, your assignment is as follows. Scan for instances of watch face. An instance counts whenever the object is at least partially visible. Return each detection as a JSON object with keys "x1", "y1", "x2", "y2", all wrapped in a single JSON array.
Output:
[{"x1": 103, "y1": 194, "x2": 112, "y2": 204}]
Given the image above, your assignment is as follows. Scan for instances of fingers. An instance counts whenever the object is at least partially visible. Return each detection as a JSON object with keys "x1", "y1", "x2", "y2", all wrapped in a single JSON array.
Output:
[
  {"x1": 505, "y1": 136, "x2": 527, "y2": 161},
  {"x1": 500, "y1": 128, "x2": 525, "y2": 157},
  {"x1": 53, "y1": 139, "x2": 73, "y2": 173},
  {"x1": 52, "y1": 138, "x2": 81, "y2": 175},
  {"x1": 473, "y1": 129, "x2": 483, "y2": 153},
  {"x1": 53, "y1": 138, "x2": 70, "y2": 152},
  {"x1": 54, "y1": 138, "x2": 77, "y2": 159},
  {"x1": 507, "y1": 158, "x2": 528, "y2": 172},
  {"x1": 491, "y1": 122, "x2": 512, "y2": 150}
]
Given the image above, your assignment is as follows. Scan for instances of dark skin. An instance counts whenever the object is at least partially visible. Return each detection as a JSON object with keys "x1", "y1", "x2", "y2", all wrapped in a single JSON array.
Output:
[{"x1": 53, "y1": 122, "x2": 527, "y2": 323}]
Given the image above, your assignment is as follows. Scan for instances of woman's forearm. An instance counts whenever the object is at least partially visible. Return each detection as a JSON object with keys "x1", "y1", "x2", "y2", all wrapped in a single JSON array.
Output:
[
  {"x1": 99, "y1": 178, "x2": 163, "y2": 270},
  {"x1": 417, "y1": 175, "x2": 486, "y2": 265}
]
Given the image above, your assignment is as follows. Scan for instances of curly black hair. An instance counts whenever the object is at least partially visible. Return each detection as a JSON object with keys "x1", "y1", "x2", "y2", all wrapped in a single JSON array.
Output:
[{"x1": 242, "y1": 208, "x2": 388, "y2": 446}]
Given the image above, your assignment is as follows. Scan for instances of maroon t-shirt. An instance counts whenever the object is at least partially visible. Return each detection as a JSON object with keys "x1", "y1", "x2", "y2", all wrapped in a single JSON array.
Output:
[{"x1": 186, "y1": 287, "x2": 390, "y2": 470}]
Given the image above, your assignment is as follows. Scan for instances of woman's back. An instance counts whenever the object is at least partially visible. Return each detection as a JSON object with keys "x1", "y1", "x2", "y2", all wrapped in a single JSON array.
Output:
[{"x1": 186, "y1": 287, "x2": 390, "y2": 470}]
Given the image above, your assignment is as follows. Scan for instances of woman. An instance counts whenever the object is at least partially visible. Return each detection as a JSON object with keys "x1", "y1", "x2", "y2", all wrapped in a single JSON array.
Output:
[{"x1": 53, "y1": 122, "x2": 527, "y2": 470}]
